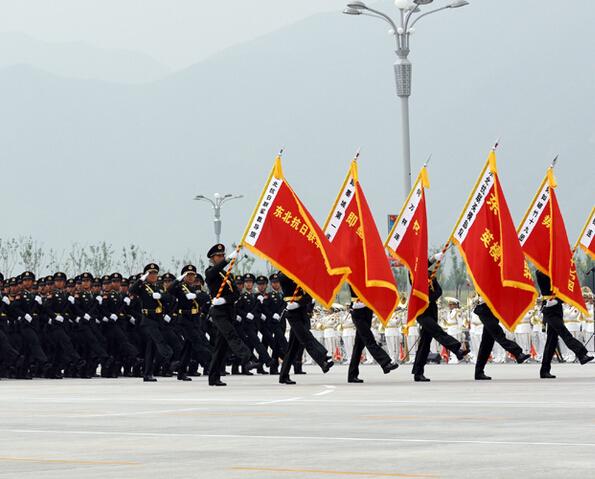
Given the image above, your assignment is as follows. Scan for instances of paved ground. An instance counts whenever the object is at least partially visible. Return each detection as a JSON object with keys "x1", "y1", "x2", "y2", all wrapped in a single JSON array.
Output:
[{"x1": 0, "y1": 362, "x2": 594, "y2": 479}]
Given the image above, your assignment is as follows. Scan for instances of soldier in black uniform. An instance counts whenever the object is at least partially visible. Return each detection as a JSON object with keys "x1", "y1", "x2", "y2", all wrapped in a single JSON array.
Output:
[
  {"x1": 168, "y1": 264, "x2": 213, "y2": 381},
  {"x1": 236, "y1": 273, "x2": 272, "y2": 374},
  {"x1": 412, "y1": 254, "x2": 469, "y2": 382},
  {"x1": 12, "y1": 272, "x2": 49, "y2": 378},
  {"x1": 473, "y1": 300, "x2": 531, "y2": 380},
  {"x1": 43, "y1": 272, "x2": 84, "y2": 379},
  {"x1": 71, "y1": 272, "x2": 113, "y2": 378},
  {"x1": 535, "y1": 269, "x2": 593, "y2": 378},
  {"x1": 0, "y1": 274, "x2": 24, "y2": 377},
  {"x1": 264, "y1": 273, "x2": 288, "y2": 375},
  {"x1": 129, "y1": 263, "x2": 173, "y2": 382},
  {"x1": 204, "y1": 244, "x2": 257, "y2": 386},
  {"x1": 347, "y1": 286, "x2": 399, "y2": 383},
  {"x1": 278, "y1": 272, "x2": 333, "y2": 384},
  {"x1": 101, "y1": 272, "x2": 139, "y2": 377}
]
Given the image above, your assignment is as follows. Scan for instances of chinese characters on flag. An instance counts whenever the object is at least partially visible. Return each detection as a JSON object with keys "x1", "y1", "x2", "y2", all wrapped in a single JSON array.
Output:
[
  {"x1": 451, "y1": 151, "x2": 537, "y2": 331},
  {"x1": 577, "y1": 207, "x2": 595, "y2": 261},
  {"x1": 385, "y1": 167, "x2": 430, "y2": 325},
  {"x1": 323, "y1": 160, "x2": 399, "y2": 324},
  {"x1": 242, "y1": 156, "x2": 350, "y2": 307},
  {"x1": 518, "y1": 168, "x2": 588, "y2": 314}
]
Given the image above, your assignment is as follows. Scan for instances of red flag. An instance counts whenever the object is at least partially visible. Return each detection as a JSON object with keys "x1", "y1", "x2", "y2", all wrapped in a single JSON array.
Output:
[
  {"x1": 242, "y1": 156, "x2": 350, "y2": 307},
  {"x1": 385, "y1": 167, "x2": 430, "y2": 325},
  {"x1": 518, "y1": 168, "x2": 587, "y2": 314},
  {"x1": 577, "y1": 207, "x2": 595, "y2": 261},
  {"x1": 451, "y1": 151, "x2": 537, "y2": 331},
  {"x1": 323, "y1": 160, "x2": 399, "y2": 324}
]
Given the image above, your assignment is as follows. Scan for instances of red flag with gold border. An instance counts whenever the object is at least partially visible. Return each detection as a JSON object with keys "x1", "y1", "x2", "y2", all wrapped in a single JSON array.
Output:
[
  {"x1": 518, "y1": 168, "x2": 587, "y2": 314},
  {"x1": 242, "y1": 156, "x2": 350, "y2": 307},
  {"x1": 323, "y1": 160, "x2": 399, "y2": 324},
  {"x1": 451, "y1": 151, "x2": 537, "y2": 331},
  {"x1": 577, "y1": 207, "x2": 595, "y2": 260},
  {"x1": 385, "y1": 167, "x2": 430, "y2": 325}
]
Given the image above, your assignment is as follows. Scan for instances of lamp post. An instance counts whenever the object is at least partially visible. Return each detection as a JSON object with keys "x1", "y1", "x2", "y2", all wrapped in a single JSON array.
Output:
[
  {"x1": 194, "y1": 193, "x2": 243, "y2": 244},
  {"x1": 343, "y1": 0, "x2": 469, "y2": 199}
]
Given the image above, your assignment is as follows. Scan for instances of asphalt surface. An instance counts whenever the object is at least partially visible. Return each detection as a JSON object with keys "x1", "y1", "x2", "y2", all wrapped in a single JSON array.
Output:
[{"x1": 0, "y1": 362, "x2": 594, "y2": 479}]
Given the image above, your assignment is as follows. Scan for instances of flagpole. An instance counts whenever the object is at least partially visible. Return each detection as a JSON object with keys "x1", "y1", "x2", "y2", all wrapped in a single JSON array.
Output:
[{"x1": 214, "y1": 245, "x2": 243, "y2": 300}]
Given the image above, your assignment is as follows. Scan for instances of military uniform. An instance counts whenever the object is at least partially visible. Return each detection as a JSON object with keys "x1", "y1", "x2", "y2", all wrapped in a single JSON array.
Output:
[
  {"x1": 205, "y1": 244, "x2": 255, "y2": 386},
  {"x1": 278, "y1": 272, "x2": 333, "y2": 384},
  {"x1": 129, "y1": 263, "x2": 173, "y2": 382}
]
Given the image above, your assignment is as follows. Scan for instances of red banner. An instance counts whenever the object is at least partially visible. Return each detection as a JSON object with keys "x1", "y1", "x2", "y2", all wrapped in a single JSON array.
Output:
[
  {"x1": 242, "y1": 156, "x2": 350, "y2": 307},
  {"x1": 519, "y1": 169, "x2": 587, "y2": 314},
  {"x1": 323, "y1": 160, "x2": 398, "y2": 324},
  {"x1": 385, "y1": 167, "x2": 430, "y2": 325},
  {"x1": 451, "y1": 151, "x2": 537, "y2": 331}
]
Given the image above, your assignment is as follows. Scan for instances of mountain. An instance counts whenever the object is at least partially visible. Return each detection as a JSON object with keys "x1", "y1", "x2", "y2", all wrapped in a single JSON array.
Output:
[
  {"x1": 0, "y1": 32, "x2": 170, "y2": 83},
  {"x1": 0, "y1": 0, "x2": 593, "y2": 263}
]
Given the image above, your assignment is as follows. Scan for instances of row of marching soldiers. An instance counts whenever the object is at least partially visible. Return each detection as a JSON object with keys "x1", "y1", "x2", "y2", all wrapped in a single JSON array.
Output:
[
  {"x1": 1, "y1": 243, "x2": 593, "y2": 384},
  {"x1": 326, "y1": 287, "x2": 595, "y2": 367}
]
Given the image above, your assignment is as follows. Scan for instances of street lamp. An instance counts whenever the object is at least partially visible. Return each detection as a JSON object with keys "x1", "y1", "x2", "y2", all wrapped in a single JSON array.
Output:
[
  {"x1": 194, "y1": 192, "x2": 243, "y2": 244},
  {"x1": 343, "y1": 0, "x2": 469, "y2": 199}
]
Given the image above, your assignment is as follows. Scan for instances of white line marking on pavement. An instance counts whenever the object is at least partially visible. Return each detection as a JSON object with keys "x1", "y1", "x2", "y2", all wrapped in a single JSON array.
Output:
[
  {"x1": 60, "y1": 407, "x2": 208, "y2": 418},
  {"x1": 4, "y1": 429, "x2": 595, "y2": 448},
  {"x1": 255, "y1": 397, "x2": 302, "y2": 405},
  {"x1": 314, "y1": 386, "x2": 335, "y2": 397}
]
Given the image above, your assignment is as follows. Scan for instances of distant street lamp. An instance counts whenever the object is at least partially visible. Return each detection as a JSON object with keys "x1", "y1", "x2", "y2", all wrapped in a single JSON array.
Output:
[
  {"x1": 343, "y1": 0, "x2": 469, "y2": 199},
  {"x1": 194, "y1": 193, "x2": 243, "y2": 244}
]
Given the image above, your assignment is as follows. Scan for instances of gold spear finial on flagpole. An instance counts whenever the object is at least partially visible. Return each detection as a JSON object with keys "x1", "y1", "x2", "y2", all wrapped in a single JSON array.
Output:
[
  {"x1": 492, "y1": 137, "x2": 501, "y2": 151},
  {"x1": 551, "y1": 154, "x2": 559, "y2": 168},
  {"x1": 354, "y1": 148, "x2": 361, "y2": 162}
]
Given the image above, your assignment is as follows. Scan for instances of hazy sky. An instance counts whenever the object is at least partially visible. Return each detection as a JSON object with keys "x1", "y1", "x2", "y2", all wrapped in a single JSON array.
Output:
[
  {"x1": 0, "y1": 0, "x2": 593, "y2": 274},
  {"x1": 0, "y1": 0, "x2": 348, "y2": 68}
]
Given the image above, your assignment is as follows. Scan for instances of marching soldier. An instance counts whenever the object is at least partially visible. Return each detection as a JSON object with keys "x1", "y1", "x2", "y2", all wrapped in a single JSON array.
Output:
[
  {"x1": 473, "y1": 299, "x2": 530, "y2": 380},
  {"x1": 129, "y1": 263, "x2": 173, "y2": 382},
  {"x1": 168, "y1": 264, "x2": 213, "y2": 381},
  {"x1": 535, "y1": 270, "x2": 593, "y2": 378},
  {"x1": 278, "y1": 272, "x2": 334, "y2": 385},
  {"x1": 205, "y1": 244, "x2": 257, "y2": 386},
  {"x1": 346, "y1": 286, "x2": 399, "y2": 383},
  {"x1": 411, "y1": 254, "x2": 468, "y2": 382}
]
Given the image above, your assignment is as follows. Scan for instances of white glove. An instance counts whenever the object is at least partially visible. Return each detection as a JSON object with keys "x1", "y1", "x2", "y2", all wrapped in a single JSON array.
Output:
[
  {"x1": 164, "y1": 314, "x2": 171, "y2": 323},
  {"x1": 110, "y1": 313, "x2": 118, "y2": 321},
  {"x1": 102, "y1": 316, "x2": 109, "y2": 323},
  {"x1": 75, "y1": 317, "x2": 80, "y2": 324},
  {"x1": 140, "y1": 272, "x2": 150, "y2": 281},
  {"x1": 152, "y1": 292, "x2": 161, "y2": 300},
  {"x1": 226, "y1": 249, "x2": 239, "y2": 262},
  {"x1": 2, "y1": 296, "x2": 10, "y2": 305},
  {"x1": 68, "y1": 296, "x2": 75, "y2": 304},
  {"x1": 123, "y1": 297, "x2": 131, "y2": 306},
  {"x1": 34, "y1": 295, "x2": 43, "y2": 305},
  {"x1": 286, "y1": 302, "x2": 300, "y2": 311},
  {"x1": 352, "y1": 301, "x2": 366, "y2": 310},
  {"x1": 273, "y1": 313, "x2": 281, "y2": 320},
  {"x1": 55, "y1": 315, "x2": 64, "y2": 323},
  {"x1": 96, "y1": 295, "x2": 103, "y2": 305},
  {"x1": 185, "y1": 293, "x2": 197, "y2": 300},
  {"x1": 432, "y1": 252, "x2": 444, "y2": 263},
  {"x1": 545, "y1": 299, "x2": 559, "y2": 308},
  {"x1": 236, "y1": 315, "x2": 242, "y2": 322},
  {"x1": 24, "y1": 313, "x2": 33, "y2": 322},
  {"x1": 48, "y1": 318, "x2": 53, "y2": 325},
  {"x1": 129, "y1": 316, "x2": 136, "y2": 325},
  {"x1": 83, "y1": 313, "x2": 91, "y2": 320},
  {"x1": 212, "y1": 297, "x2": 226, "y2": 306},
  {"x1": 261, "y1": 314, "x2": 266, "y2": 320},
  {"x1": 177, "y1": 271, "x2": 189, "y2": 281},
  {"x1": 246, "y1": 312, "x2": 254, "y2": 320},
  {"x1": 257, "y1": 295, "x2": 264, "y2": 303}
]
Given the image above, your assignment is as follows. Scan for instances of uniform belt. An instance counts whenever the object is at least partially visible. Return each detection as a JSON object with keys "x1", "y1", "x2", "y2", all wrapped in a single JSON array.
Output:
[
  {"x1": 179, "y1": 309, "x2": 200, "y2": 316},
  {"x1": 284, "y1": 296, "x2": 303, "y2": 301},
  {"x1": 142, "y1": 308, "x2": 163, "y2": 315}
]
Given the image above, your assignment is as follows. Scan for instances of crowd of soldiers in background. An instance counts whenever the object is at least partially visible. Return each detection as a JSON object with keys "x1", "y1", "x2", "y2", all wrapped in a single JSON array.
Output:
[{"x1": 0, "y1": 266, "x2": 593, "y2": 381}]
